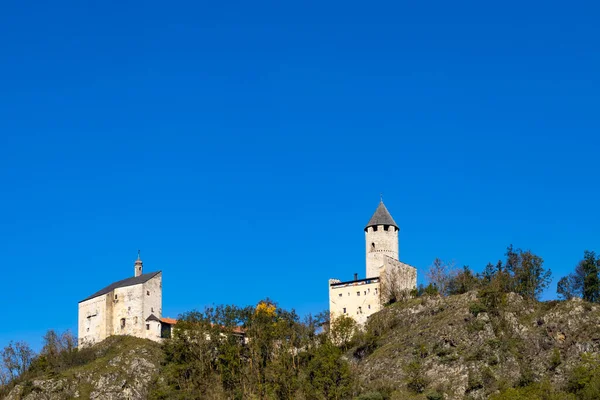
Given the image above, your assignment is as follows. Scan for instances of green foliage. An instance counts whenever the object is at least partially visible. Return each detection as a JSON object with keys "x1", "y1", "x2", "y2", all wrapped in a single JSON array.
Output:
[
  {"x1": 504, "y1": 245, "x2": 552, "y2": 300},
  {"x1": 468, "y1": 301, "x2": 487, "y2": 316},
  {"x1": 355, "y1": 391, "x2": 385, "y2": 400},
  {"x1": 581, "y1": 250, "x2": 600, "y2": 303},
  {"x1": 404, "y1": 360, "x2": 429, "y2": 393},
  {"x1": 447, "y1": 266, "x2": 480, "y2": 295},
  {"x1": 152, "y1": 300, "x2": 356, "y2": 400},
  {"x1": 549, "y1": 348, "x2": 561, "y2": 371}
]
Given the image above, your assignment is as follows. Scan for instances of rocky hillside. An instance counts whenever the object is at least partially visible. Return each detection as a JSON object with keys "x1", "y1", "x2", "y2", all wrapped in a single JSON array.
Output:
[
  {"x1": 3, "y1": 336, "x2": 162, "y2": 400},
  {"x1": 3, "y1": 293, "x2": 600, "y2": 399},
  {"x1": 354, "y1": 291, "x2": 600, "y2": 399}
]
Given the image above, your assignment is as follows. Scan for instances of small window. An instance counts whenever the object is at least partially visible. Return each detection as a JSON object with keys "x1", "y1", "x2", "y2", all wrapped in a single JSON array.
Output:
[
  {"x1": 338, "y1": 293, "x2": 342, "y2": 297},
  {"x1": 151, "y1": 307, "x2": 154, "y2": 313},
  {"x1": 343, "y1": 308, "x2": 347, "y2": 314},
  {"x1": 147, "y1": 290, "x2": 150, "y2": 296},
  {"x1": 357, "y1": 291, "x2": 360, "y2": 296},
  {"x1": 368, "y1": 305, "x2": 371, "y2": 309},
  {"x1": 373, "y1": 226, "x2": 378, "y2": 232},
  {"x1": 364, "y1": 291, "x2": 367, "y2": 295},
  {"x1": 358, "y1": 306, "x2": 362, "y2": 314},
  {"x1": 128, "y1": 306, "x2": 131, "y2": 311},
  {"x1": 371, "y1": 242, "x2": 375, "y2": 250},
  {"x1": 375, "y1": 288, "x2": 378, "y2": 294},
  {"x1": 114, "y1": 294, "x2": 118, "y2": 300},
  {"x1": 134, "y1": 317, "x2": 138, "y2": 324},
  {"x1": 120, "y1": 318, "x2": 126, "y2": 328},
  {"x1": 86, "y1": 328, "x2": 89, "y2": 332},
  {"x1": 146, "y1": 324, "x2": 150, "y2": 330}
]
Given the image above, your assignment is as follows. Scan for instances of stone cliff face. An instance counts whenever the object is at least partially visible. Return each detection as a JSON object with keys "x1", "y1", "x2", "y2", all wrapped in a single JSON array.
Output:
[
  {"x1": 3, "y1": 337, "x2": 162, "y2": 400},
  {"x1": 354, "y1": 292, "x2": 600, "y2": 399}
]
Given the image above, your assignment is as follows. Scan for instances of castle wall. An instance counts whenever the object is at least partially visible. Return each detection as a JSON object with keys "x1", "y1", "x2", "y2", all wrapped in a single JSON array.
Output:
[
  {"x1": 112, "y1": 284, "x2": 145, "y2": 337},
  {"x1": 143, "y1": 274, "x2": 163, "y2": 341},
  {"x1": 380, "y1": 256, "x2": 417, "y2": 302},
  {"x1": 365, "y1": 225, "x2": 399, "y2": 277},
  {"x1": 329, "y1": 278, "x2": 381, "y2": 326},
  {"x1": 78, "y1": 295, "x2": 109, "y2": 347}
]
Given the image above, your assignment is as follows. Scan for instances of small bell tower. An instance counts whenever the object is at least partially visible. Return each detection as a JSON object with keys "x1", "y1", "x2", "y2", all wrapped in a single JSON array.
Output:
[{"x1": 134, "y1": 250, "x2": 143, "y2": 277}]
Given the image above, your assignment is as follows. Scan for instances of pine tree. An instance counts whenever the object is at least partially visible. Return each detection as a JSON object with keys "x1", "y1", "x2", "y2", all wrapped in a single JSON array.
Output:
[{"x1": 582, "y1": 250, "x2": 600, "y2": 303}]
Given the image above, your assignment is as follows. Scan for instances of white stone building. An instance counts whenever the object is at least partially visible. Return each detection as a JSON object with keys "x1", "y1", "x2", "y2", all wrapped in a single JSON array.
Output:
[
  {"x1": 78, "y1": 253, "x2": 167, "y2": 347},
  {"x1": 329, "y1": 201, "x2": 417, "y2": 325}
]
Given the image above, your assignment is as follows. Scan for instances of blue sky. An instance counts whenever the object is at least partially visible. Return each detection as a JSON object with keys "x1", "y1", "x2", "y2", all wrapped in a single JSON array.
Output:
[{"x1": 1, "y1": 1, "x2": 599, "y2": 350}]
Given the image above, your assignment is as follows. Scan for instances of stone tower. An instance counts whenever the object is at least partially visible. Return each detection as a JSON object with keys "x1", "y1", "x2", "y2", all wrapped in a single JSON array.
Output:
[
  {"x1": 365, "y1": 201, "x2": 399, "y2": 278},
  {"x1": 134, "y1": 251, "x2": 143, "y2": 277}
]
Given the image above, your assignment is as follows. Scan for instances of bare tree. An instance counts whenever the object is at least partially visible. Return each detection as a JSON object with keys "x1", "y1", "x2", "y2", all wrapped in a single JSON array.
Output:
[
  {"x1": 426, "y1": 258, "x2": 457, "y2": 296},
  {"x1": 0, "y1": 341, "x2": 35, "y2": 383}
]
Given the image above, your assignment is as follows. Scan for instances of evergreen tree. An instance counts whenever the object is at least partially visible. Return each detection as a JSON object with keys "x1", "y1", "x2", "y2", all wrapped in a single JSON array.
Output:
[{"x1": 581, "y1": 250, "x2": 600, "y2": 303}]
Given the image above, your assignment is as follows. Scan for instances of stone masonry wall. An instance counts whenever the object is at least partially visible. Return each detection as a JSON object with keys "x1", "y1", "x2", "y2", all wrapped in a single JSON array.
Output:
[{"x1": 365, "y1": 225, "x2": 399, "y2": 278}]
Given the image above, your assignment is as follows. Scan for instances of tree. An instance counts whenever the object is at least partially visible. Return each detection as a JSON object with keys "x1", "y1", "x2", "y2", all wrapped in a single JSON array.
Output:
[
  {"x1": 504, "y1": 245, "x2": 551, "y2": 300},
  {"x1": 557, "y1": 260, "x2": 585, "y2": 300},
  {"x1": 0, "y1": 341, "x2": 34, "y2": 383},
  {"x1": 581, "y1": 250, "x2": 600, "y2": 303},
  {"x1": 425, "y1": 258, "x2": 456, "y2": 296},
  {"x1": 447, "y1": 266, "x2": 480, "y2": 295}
]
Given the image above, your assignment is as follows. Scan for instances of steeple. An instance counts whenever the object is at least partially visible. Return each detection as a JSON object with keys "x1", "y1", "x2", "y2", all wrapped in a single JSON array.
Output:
[
  {"x1": 134, "y1": 250, "x2": 143, "y2": 277},
  {"x1": 365, "y1": 200, "x2": 398, "y2": 231}
]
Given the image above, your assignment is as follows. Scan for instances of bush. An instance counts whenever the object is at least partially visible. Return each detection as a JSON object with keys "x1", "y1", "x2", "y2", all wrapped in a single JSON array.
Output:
[
  {"x1": 404, "y1": 360, "x2": 429, "y2": 393},
  {"x1": 469, "y1": 302, "x2": 487, "y2": 316},
  {"x1": 355, "y1": 391, "x2": 385, "y2": 400}
]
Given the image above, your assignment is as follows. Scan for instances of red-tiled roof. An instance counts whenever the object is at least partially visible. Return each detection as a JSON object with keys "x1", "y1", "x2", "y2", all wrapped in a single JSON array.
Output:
[{"x1": 160, "y1": 317, "x2": 178, "y2": 325}]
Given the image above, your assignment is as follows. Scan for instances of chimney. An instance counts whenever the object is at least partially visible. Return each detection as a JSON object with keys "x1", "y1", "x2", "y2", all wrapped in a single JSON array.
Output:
[{"x1": 354, "y1": 273, "x2": 358, "y2": 281}]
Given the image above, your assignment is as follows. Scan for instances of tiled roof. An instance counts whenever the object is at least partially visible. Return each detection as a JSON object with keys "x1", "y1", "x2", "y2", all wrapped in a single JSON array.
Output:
[
  {"x1": 365, "y1": 201, "x2": 398, "y2": 230},
  {"x1": 79, "y1": 271, "x2": 161, "y2": 303},
  {"x1": 160, "y1": 317, "x2": 178, "y2": 325}
]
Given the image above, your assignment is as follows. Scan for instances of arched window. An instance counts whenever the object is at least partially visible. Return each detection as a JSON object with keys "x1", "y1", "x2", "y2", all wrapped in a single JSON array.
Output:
[{"x1": 371, "y1": 242, "x2": 376, "y2": 251}]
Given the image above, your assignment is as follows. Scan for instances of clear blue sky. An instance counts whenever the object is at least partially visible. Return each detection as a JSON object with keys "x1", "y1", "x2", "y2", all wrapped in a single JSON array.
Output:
[{"x1": 1, "y1": 1, "x2": 599, "y2": 350}]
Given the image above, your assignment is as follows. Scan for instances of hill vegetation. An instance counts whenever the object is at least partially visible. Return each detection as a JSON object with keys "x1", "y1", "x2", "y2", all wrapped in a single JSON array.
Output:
[{"x1": 2, "y1": 246, "x2": 600, "y2": 399}]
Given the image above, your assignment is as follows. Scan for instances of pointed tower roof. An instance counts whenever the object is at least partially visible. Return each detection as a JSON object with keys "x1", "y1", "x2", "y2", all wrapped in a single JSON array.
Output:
[{"x1": 365, "y1": 201, "x2": 398, "y2": 230}]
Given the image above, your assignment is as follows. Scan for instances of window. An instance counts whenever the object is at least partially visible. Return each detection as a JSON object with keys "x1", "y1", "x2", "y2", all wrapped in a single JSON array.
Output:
[
  {"x1": 151, "y1": 307, "x2": 154, "y2": 313},
  {"x1": 120, "y1": 318, "x2": 126, "y2": 328},
  {"x1": 368, "y1": 305, "x2": 371, "y2": 309},
  {"x1": 134, "y1": 317, "x2": 138, "y2": 324},
  {"x1": 147, "y1": 291, "x2": 150, "y2": 296},
  {"x1": 357, "y1": 291, "x2": 360, "y2": 296},
  {"x1": 358, "y1": 306, "x2": 362, "y2": 314},
  {"x1": 114, "y1": 294, "x2": 118, "y2": 300},
  {"x1": 371, "y1": 242, "x2": 375, "y2": 250},
  {"x1": 338, "y1": 293, "x2": 342, "y2": 297},
  {"x1": 146, "y1": 324, "x2": 150, "y2": 330},
  {"x1": 343, "y1": 308, "x2": 347, "y2": 314},
  {"x1": 375, "y1": 288, "x2": 378, "y2": 294},
  {"x1": 364, "y1": 291, "x2": 367, "y2": 295}
]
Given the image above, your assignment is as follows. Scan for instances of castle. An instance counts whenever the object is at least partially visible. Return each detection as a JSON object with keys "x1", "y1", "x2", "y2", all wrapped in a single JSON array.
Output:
[
  {"x1": 329, "y1": 201, "x2": 417, "y2": 325},
  {"x1": 77, "y1": 253, "x2": 175, "y2": 347}
]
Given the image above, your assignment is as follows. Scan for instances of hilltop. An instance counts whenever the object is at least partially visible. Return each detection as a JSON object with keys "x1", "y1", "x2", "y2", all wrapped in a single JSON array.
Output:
[{"x1": 3, "y1": 292, "x2": 600, "y2": 400}]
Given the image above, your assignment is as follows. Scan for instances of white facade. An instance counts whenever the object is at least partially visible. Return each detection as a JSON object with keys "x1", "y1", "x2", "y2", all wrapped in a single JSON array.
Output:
[
  {"x1": 78, "y1": 256, "x2": 163, "y2": 347},
  {"x1": 329, "y1": 201, "x2": 417, "y2": 325}
]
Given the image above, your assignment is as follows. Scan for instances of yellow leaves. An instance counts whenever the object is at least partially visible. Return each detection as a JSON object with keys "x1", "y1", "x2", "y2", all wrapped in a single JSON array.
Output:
[{"x1": 255, "y1": 301, "x2": 276, "y2": 317}]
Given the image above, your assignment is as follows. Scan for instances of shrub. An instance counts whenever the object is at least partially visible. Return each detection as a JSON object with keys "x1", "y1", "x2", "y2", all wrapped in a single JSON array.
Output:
[{"x1": 469, "y1": 302, "x2": 488, "y2": 316}]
